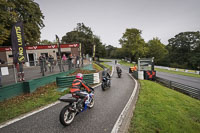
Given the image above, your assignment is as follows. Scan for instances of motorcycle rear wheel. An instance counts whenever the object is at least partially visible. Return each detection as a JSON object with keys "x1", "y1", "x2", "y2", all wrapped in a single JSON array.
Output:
[
  {"x1": 101, "y1": 82, "x2": 105, "y2": 91},
  {"x1": 59, "y1": 105, "x2": 76, "y2": 126}
]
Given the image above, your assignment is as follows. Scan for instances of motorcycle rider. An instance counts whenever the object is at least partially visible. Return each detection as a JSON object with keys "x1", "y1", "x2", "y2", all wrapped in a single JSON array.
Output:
[
  {"x1": 102, "y1": 68, "x2": 111, "y2": 86},
  {"x1": 116, "y1": 65, "x2": 122, "y2": 74},
  {"x1": 70, "y1": 73, "x2": 93, "y2": 109}
]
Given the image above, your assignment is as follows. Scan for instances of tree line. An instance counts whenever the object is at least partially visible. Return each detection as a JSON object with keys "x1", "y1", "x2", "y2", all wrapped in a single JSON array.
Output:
[{"x1": 0, "y1": 0, "x2": 199, "y2": 70}]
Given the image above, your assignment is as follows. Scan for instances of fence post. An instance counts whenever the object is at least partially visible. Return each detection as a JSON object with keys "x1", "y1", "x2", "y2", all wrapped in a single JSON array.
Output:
[
  {"x1": 169, "y1": 81, "x2": 172, "y2": 89},
  {"x1": 13, "y1": 64, "x2": 17, "y2": 83}
]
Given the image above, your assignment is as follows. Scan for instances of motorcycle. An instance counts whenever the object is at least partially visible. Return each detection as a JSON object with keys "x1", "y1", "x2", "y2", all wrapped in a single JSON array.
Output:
[
  {"x1": 101, "y1": 77, "x2": 111, "y2": 91},
  {"x1": 59, "y1": 88, "x2": 94, "y2": 126},
  {"x1": 117, "y1": 70, "x2": 122, "y2": 78}
]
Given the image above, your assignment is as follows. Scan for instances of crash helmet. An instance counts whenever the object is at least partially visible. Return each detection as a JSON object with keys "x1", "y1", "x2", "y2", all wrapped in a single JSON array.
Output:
[{"x1": 76, "y1": 73, "x2": 83, "y2": 80}]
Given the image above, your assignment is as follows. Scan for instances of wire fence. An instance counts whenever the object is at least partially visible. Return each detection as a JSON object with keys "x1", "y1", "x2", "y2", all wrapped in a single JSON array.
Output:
[
  {"x1": 156, "y1": 77, "x2": 200, "y2": 100},
  {"x1": 0, "y1": 59, "x2": 89, "y2": 87}
]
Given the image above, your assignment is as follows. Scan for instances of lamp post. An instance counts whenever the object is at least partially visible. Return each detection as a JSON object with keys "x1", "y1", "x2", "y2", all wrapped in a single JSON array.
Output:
[{"x1": 55, "y1": 35, "x2": 62, "y2": 72}]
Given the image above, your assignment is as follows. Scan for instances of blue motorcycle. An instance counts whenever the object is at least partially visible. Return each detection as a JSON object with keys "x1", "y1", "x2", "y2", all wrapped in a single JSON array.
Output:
[{"x1": 59, "y1": 89, "x2": 94, "y2": 126}]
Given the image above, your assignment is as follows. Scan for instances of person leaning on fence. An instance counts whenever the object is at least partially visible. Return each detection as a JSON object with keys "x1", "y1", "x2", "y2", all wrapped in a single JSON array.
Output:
[{"x1": 39, "y1": 54, "x2": 47, "y2": 73}]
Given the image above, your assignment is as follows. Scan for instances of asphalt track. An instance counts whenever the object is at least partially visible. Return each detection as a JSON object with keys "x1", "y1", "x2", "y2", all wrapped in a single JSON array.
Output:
[
  {"x1": 120, "y1": 64, "x2": 200, "y2": 89},
  {"x1": 0, "y1": 61, "x2": 136, "y2": 133},
  {"x1": 156, "y1": 71, "x2": 200, "y2": 89}
]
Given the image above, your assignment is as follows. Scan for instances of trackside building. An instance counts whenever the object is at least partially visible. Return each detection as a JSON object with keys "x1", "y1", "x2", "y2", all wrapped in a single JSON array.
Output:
[{"x1": 0, "y1": 43, "x2": 80, "y2": 67}]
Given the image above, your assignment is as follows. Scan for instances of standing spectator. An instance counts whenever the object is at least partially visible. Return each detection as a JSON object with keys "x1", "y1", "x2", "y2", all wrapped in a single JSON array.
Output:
[
  {"x1": 68, "y1": 53, "x2": 72, "y2": 70},
  {"x1": 76, "y1": 55, "x2": 80, "y2": 68},
  {"x1": 62, "y1": 54, "x2": 67, "y2": 71},
  {"x1": 39, "y1": 54, "x2": 47, "y2": 73},
  {"x1": 48, "y1": 54, "x2": 54, "y2": 72},
  {"x1": 0, "y1": 59, "x2": 5, "y2": 87},
  {"x1": 72, "y1": 54, "x2": 76, "y2": 68},
  {"x1": 57, "y1": 55, "x2": 62, "y2": 72},
  {"x1": 16, "y1": 62, "x2": 25, "y2": 82}
]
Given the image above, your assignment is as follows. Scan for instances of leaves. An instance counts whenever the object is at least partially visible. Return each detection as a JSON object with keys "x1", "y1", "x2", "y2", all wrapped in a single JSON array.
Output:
[
  {"x1": 167, "y1": 31, "x2": 200, "y2": 69},
  {"x1": 0, "y1": 0, "x2": 44, "y2": 46},
  {"x1": 61, "y1": 23, "x2": 105, "y2": 57}
]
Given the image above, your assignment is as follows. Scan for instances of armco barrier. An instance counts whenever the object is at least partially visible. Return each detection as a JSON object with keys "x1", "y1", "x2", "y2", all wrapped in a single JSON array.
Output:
[
  {"x1": 0, "y1": 69, "x2": 75, "y2": 101},
  {"x1": 156, "y1": 77, "x2": 200, "y2": 100}
]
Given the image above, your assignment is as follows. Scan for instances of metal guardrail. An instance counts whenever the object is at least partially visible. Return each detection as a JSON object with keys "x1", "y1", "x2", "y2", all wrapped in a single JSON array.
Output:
[{"x1": 156, "y1": 77, "x2": 200, "y2": 100}]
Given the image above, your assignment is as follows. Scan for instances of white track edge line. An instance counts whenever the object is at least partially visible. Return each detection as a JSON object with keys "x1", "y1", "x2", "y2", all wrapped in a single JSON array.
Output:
[
  {"x1": 0, "y1": 82, "x2": 102, "y2": 129},
  {"x1": 111, "y1": 73, "x2": 138, "y2": 133},
  {"x1": 0, "y1": 64, "x2": 113, "y2": 129}
]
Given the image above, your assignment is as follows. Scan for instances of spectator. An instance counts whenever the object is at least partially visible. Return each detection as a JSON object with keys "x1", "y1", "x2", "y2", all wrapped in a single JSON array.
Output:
[
  {"x1": 62, "y1": 54, "x2": 67, "y2": 71},
  {"x1": 0, "y1": 59, "x2": 5, "y2": 87},
  {"x1": 76, "y1": 55, "x2": 80, "y2": 68},
  {"x1": 48, "y1": 54, "x2": 54, "y2": 72},
  {"x1": 16, "y1": 62, "x2": 25, "y2": 82},
  {"x1": 39, "y1": 54, "x2": 47, "y2": 73},
  {"x1": 68, "y1": 54, "x2": 73, "y2": 70}
]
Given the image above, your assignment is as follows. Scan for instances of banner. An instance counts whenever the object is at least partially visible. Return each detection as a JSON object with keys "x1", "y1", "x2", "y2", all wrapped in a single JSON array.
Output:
[{"x1": 11, "y1": 21, "x2": 27, "y2": 63}]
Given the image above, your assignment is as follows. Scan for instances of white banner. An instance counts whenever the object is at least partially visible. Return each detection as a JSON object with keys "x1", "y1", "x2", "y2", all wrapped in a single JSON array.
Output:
[{"x1": 1, "y1": 67, "x2": 9, "y2": 76}]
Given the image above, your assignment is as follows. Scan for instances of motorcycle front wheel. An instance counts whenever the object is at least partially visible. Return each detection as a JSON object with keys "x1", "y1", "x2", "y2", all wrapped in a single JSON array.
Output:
[{"x1": 59, "y1": 105, "x2": 76, "y2": 126}]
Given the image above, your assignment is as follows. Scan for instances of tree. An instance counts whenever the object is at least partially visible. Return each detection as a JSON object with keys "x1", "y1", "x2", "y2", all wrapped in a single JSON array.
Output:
[
  {"x1": 119, "y1": 28, "x2": 147, "y2": 62},
  {"x1": 0, "y1": 0, "x2": 44, "y2": 46},
  {"x1": 146, "y1": 37, "x2": 168, "y2": 65},
  {"x1": 167, "y1": 31, "x2": 200, "y2": 69},
  {"x1": 40, "y1": 39, "x2": 52, "y2": 45},
  {"x1": 62, "y1": 23, "x2": 105, "y2": 57}
]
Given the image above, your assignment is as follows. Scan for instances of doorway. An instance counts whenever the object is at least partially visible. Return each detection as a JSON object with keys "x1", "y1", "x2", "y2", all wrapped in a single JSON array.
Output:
[{"x1": 28, "y1": 53, "x2": 35, "y2": 66}]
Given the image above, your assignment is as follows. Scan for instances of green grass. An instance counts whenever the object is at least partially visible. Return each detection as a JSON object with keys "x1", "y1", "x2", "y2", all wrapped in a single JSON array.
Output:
[
  {"x1": 100, "y1": 62, "x2": 112, "y2": 71},
  {"x1": 119, "y1": 60, "x2": 136, "y2": 67},
  {"x1": 0, "y1": 83, "x2": 68, "y2": 124},
  {"x1": 99, "y1": 58, "x2": 112, "y2": 62},
  {"x1": 155, "y1": 68, "x2": 200, "y2": 78},
  {"x1": 0, "y1": 66, "x2": 101, "y2": 124},
  {"x1": 129, "y1": 80, "x2": 200, "y2": 133},
  {"x1": 93, "y1": 62, "x2": 103, "y2": 71}
]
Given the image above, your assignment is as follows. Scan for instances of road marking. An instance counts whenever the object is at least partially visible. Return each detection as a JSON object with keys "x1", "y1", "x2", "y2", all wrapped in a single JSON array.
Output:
[
  {"x1": 0, "y1": 83, "x2": 102, "y2": 129},
  {"x1": 0, "y1": 101, "x2": 60, "y2": 129},
  {"x1": 111, "y1": 73, "x2": 138, "y2": 133},
  {"x1": 0, "y1": 65, "x2": 113, "y2": 129}
]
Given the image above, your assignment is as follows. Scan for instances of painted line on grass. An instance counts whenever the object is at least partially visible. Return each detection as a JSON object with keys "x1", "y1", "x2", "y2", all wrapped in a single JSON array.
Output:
[{"x1": 111, "y1": 73, "x2": 138, "y2": 133}]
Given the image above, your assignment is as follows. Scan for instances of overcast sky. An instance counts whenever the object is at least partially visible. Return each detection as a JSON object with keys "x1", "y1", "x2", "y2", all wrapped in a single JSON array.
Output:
[{"x1": 34, "y1": 0, "x2": 200, "y2": 47}]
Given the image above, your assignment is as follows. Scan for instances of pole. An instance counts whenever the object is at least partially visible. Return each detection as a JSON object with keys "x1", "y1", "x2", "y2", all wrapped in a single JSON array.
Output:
[
  {"x1": 55, "y1": 35, "x2": 62, "y2": 72},
  {"x1": 13, "y1": 64, "x2": 17, "y2": 83}
]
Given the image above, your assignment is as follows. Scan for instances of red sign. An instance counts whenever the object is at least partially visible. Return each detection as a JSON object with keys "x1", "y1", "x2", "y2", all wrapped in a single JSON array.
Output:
[{"x1": 0, "y1": 43, "x2": 79, "y2": 52}]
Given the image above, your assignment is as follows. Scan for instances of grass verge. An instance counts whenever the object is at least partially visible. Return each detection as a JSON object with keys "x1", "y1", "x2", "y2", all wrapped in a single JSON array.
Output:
[
  {"x1": 155, "y1": 68, "x2": 200, "y2": 78},
  {"x1": 119, "y1": 60, "x2": 136, "y2": 67},
  {"x1": 0, "y1": 82, "x2": 68, "y2": 124},
  {"x1": 100, "y1": 62, "x2": 112, "y2": 71},
  {"x1": 0, "y1": 64, "x2": 103, "y2": 124},
  {"x1": 99, "y1": 58, "x2": 112, "y2": 62},
  {"x1": 129, "y1": 80, "x2": 200, "y2": 133},
  {"x1": 93, "y1": 63, "x2": 103, "y2": 71}
]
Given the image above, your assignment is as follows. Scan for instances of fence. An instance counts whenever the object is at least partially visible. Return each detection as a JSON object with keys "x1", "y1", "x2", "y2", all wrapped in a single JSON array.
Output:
[
  {"x1": 0, "y1": 59, "x2": 89, "y2": 87},
  {"x1": 156, "y1": 77, "x2": 200, "y2": 100}
]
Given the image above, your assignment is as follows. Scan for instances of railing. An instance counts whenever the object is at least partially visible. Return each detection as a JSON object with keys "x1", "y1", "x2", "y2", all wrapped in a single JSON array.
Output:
[{"x1": 156, "y1": 77, "x2": 200, "y2": 100}]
